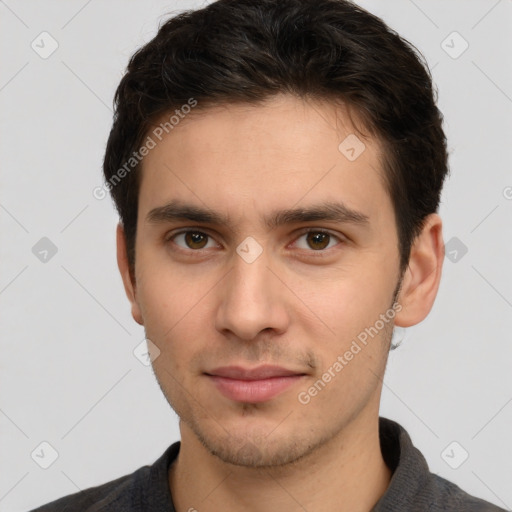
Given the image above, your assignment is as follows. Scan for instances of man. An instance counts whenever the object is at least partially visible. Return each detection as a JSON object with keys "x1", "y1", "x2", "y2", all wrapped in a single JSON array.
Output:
[{"x1": 31, "y1": 0, "x2": 505, "y2": 510}]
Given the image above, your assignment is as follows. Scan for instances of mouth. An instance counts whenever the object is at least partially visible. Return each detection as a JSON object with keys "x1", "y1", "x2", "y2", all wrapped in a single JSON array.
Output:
[{"x1": 204, "y1": 365, "x2": 307, "y2": 403}]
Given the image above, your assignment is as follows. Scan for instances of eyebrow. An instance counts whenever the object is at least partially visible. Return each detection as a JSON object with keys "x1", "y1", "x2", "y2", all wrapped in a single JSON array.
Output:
[{"x1": 146, "y1": 199, "x2": 370, "y2": 233}]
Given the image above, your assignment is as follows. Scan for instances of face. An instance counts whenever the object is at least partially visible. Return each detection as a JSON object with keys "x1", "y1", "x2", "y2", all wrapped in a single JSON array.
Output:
[{"x1": 125, "y1": 94, "x2": 405, "y2": 468}]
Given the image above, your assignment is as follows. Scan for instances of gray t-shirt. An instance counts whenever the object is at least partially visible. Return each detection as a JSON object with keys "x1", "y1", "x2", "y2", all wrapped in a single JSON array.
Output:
[{"x1": 29, "y1": 417, "x2": 506, "y2": 511}]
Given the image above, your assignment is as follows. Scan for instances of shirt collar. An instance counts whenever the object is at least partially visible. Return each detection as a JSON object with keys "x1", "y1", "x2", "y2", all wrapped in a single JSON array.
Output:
[{"x1": 371, "y1": 416, "x2": 432, "y2": 511}]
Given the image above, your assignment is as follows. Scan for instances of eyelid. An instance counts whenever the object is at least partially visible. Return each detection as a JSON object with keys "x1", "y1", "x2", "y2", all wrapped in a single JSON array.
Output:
[
  {"x1": 293, "y1": 227, "x2": 344, "y2": 241},
  {"x1": 165, "y1": 227, "x2": 217, "y2": 242}
]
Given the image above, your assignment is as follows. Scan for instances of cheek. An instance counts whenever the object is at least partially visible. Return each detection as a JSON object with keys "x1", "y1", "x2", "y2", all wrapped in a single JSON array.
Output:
[
  {"x1": 135, "y1": 240, "x2": 206, "y2": 320},
  {"x1": 293, "y1": 262, "x2": 395, "y2": 342},
  {"x1": 135, "y1": 265, "x2": 198, "y2": 347}
]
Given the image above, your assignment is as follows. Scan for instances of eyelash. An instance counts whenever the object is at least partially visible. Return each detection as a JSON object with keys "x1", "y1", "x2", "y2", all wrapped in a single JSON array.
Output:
[{"x1": 165, "y1": 228, "x2": 344, "y2": 257}]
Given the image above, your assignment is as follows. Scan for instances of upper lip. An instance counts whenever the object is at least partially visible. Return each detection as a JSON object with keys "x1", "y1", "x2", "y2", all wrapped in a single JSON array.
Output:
[{"x1": 206, "y1": 365, "x2": 305, "y2": 380}]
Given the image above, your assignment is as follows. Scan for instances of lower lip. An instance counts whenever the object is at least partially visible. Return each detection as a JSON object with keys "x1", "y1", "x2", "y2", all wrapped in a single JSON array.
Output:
[{"x1": 208, "y1": 375, "x2": 303, "y2": 403}]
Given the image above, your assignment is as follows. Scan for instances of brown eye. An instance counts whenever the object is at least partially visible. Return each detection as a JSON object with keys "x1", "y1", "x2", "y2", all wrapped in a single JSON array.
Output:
[
  {"x1": 306, "y1": 232, "x2": 330, "y2": 250},
  {"x1": 184, "y1": 231, "x2": 208, "y2": 249},
  {"x1": 170, "y1": 230, "x2": 216, "y2": 251},
  {"x1": 294, "y1": 230, "x2": 340, "y2": 252}
]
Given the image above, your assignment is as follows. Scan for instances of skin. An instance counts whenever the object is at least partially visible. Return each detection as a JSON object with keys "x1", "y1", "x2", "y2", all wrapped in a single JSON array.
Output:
[{"x1": 117, "y1": 94, "x2": 444, "y2": 512}]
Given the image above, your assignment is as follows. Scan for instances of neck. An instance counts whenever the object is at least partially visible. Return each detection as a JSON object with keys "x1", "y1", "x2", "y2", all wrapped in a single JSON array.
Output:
[{"x1": 169, "y1": 409, "x2": 392, "y2": 512}]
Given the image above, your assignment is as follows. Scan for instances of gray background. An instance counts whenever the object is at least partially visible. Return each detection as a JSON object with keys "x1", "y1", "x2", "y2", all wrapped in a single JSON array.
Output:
[{"x1": 1, "y1": 0, "x2": 511, "y2": 510}]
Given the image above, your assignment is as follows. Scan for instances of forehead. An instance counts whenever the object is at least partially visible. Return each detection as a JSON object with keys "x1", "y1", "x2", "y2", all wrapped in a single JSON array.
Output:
[{"x1": 137, "y1": 94, "x2": 393, "y2": 231}]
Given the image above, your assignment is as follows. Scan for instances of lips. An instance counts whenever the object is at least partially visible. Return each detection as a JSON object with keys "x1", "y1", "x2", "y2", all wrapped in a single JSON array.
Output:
[
  {"x1": 205, "y1": 365, "x2": 306, "y2": 403},
  {"x1": 207, "y1": 365, "x2": 304, "y2": 380}
]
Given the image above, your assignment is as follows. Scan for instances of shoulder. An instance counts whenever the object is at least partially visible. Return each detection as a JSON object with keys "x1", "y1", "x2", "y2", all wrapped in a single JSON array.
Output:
[
  {"x1": 28, "y1": 465, "x2": 150, "y2": 512},
  {"x1": 28, "y1": 442, "x2": 180, "y2": 512},
  {"x1": 375, "y1": 418, "x2": 506, "y2": 511},
  {"x1": 425, "y1": 473, "x2": 507, "y2": 512}
]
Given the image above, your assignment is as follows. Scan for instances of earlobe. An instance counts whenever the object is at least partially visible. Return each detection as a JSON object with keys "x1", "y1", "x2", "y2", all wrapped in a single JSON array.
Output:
[
  {"x1": 116, "y1": 223, "x2": 144, "y2": 326},
  {"x1": 394, "y1": 213, "x2": 444, "y2": 328}
]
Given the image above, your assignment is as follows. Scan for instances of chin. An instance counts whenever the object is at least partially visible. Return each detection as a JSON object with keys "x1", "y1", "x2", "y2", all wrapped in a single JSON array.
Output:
[{"x1": 187, "y1": 416, "x2": 327, "y2": 469}]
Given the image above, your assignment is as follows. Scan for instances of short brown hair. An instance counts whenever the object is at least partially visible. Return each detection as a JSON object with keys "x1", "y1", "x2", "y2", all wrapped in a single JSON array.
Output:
[{"x1": 103, "y1": 0, "x2": 449, "y2": 274}]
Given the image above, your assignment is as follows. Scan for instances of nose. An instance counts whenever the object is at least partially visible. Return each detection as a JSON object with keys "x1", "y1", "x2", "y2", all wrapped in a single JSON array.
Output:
[{"x1": 214, "y1": 249, "x2": 290, "y2": 342}]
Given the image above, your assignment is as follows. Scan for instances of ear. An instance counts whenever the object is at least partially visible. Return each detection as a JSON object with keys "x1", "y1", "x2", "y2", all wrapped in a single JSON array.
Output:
[
  {"x1": 394, "y1": 213, "x2": 444, "y2": 327},
  {"x1": 116, "y1": 223, "x2": 144, "y2": 326}
]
